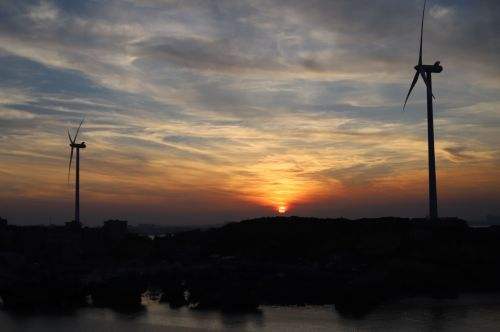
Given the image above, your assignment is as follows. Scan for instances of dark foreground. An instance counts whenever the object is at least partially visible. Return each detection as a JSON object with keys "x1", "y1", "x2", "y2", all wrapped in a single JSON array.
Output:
[{"x1": 1, "y1": 217, "x2": 499, "y2": 316}]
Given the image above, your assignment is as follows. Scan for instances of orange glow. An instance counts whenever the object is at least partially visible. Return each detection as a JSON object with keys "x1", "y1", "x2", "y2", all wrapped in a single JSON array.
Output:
[{"x1": 225, "y1": 155, "x2": 333, "y2": 213}]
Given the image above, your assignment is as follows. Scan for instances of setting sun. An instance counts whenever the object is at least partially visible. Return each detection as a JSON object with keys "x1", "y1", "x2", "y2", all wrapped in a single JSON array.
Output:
[{"x1": 278, "y1": 206, "x2": 287, "y2": 214}]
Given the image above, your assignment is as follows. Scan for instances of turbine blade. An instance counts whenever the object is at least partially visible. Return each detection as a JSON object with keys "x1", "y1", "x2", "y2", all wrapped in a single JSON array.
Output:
[
  {"x1": 418, "y1": 0, "x2": 427, "y2": 65},
  {"x1": 67, "y1": 129, "x2": 74, "y2": 144},
  {"x1": 419, "y1": 69, "x2": 429, "y2": 86},
  {"x1": 68, "y1": 147, "x2": 74, "y2": 184},
  {"x1": 403, "y1": 71, "x2": 420, "y2": 111},
  {"x1": 74, "y1": 117, "x2": 85, "y2": 142},
  {"x1": 418, "y1": 69, "x2": 436, "y2": 100}
]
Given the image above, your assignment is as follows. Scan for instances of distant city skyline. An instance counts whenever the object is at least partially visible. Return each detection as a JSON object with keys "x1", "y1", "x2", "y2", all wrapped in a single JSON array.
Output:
[{"x1": 1, "y1": 0, "x2": 499, "y2": 225}]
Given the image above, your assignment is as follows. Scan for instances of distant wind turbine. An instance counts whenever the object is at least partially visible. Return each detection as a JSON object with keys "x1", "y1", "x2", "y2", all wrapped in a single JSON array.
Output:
[
  {"x1": 67, "y1": 118, "x2": 86, "y2": 225},
  {"x1": 403, "y1": 0, "x2": 442, "y2": 220}
]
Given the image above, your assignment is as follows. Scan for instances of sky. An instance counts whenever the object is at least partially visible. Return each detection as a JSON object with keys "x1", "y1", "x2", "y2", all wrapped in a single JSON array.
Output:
[{"x1": 0, "y1": 0, "x2": 499, "y2": 225}]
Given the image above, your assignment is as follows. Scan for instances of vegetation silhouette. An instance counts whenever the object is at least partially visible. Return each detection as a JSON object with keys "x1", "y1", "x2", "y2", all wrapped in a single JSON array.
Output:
[{"x1": 1, "y1": 216, "x2": 500, "y2": 316}]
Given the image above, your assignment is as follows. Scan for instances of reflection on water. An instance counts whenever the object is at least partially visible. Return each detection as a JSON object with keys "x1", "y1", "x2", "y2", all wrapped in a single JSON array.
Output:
[{"x1": 1, "y1": 294, "x2": 500, "y2": 331}]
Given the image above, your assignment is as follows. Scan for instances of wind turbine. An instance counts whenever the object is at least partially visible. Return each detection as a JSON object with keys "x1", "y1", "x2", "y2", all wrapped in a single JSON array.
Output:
[
  {"x1": 67, "y1": 118, "x2": 86, "y2": 225},
  {"x1": 403, "y1": 0, "x2": 442, "y2": 220}
]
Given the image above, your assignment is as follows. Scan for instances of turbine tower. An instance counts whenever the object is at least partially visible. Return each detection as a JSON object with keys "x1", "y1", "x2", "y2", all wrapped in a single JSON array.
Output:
[
  {"x1": 67, "y1": 118, "x2": 86, "y2": 225},
  {"x1": 403, "y1": 0, "x2": 442, "y2": 220}
]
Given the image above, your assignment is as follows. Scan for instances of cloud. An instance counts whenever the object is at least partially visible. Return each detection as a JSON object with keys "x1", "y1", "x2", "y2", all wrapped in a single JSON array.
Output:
[
  {"x1": 442, "y1": 145, "x2": 473, "y2": 162},
  {"x1": 0, "y1": 108, "x2": 36, "y2": 120},
  {"x1": 28, "y1": 0, "x2": 58, "y2": 22},
  {"x1": 130, "y1": 36, "x2": 285, "y2": 73},
  {"x1": 430, "y1": 5, "x2": 454, "y2": 19}
]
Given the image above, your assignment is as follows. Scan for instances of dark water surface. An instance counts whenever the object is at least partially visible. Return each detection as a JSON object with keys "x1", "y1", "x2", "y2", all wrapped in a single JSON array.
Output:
[{"x1": 1, "y1": 294, "x2": 500, "y2": 331}]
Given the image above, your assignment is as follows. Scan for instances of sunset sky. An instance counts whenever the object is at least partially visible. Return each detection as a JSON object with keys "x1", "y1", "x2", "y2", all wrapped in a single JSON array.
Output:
[{"x1": 0, "y1": 0, "x2": 499, "y2": 225}]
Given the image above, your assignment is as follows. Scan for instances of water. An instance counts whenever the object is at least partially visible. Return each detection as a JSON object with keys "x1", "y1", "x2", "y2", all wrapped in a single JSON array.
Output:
[{"x1": 1, "y1": 294, "x2": 500, "y2": 331}]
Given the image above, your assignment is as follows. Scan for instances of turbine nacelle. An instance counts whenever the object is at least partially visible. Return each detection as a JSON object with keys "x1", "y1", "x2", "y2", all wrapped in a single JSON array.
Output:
[
  {"x1": 415, "y1": 61, "x2": 443, "y2": 73},
  {"x1": 70, "y1": 142, "x2": 86, "y2": 149}
]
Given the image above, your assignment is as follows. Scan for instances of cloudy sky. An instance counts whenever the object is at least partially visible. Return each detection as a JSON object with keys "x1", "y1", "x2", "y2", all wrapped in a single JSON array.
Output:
[{"x1": 0, "y1": 0, "x2": 499, "y2": 225}]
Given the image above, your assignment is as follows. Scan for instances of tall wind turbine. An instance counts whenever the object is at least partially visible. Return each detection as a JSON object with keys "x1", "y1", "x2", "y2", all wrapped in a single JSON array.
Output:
[
  {"x1": 403, "y1": 0, "x2": 442, "y2": 220},
  {"x1": 67, "y1": 118, "x2": 86, "y2": 225}
]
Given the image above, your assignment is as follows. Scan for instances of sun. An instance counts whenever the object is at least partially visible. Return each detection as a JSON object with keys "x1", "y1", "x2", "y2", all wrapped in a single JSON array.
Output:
[{"x1": 278, "y1": 206, "x2": 287, "y2": 214}]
